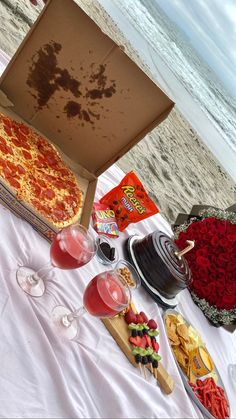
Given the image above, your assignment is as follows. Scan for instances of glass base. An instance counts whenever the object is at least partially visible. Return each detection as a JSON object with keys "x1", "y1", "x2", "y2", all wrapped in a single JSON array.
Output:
[
  {"x1": 51, "y1": 305, "x2": 78, "y2": 340},
  {"x1": 16, "y1": 266, "x2": 45, "y2": 297}
]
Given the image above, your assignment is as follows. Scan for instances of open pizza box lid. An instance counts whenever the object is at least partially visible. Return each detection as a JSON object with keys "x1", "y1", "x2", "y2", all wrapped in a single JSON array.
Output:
[
  {"x1": 0, "y1": 0, "x2": 174, "y2": 235},
  {"x1": 0, "y1": 0, "x2": 174, "y2": 178}
]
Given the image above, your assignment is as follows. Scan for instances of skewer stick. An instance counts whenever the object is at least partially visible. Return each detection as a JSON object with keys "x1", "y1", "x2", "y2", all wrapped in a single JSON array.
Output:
[
  {"x1": 149, "y1": 362, "x2": 154, "y2": 374},
  {"x1": 138, "y1": 362, "x2": 143, "y2": 377},
  {"x1": 143, "y1": 365, "x2": 147, "y2": 380}
]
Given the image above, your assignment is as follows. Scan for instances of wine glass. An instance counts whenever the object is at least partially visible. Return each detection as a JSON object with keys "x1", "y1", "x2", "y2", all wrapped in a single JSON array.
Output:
[
  {"x1": 16, "y1": 224, "x2": 97, "y2": 297},
  {"x1": 51, "y1": 259, "x2": 141, "y2": 340}
]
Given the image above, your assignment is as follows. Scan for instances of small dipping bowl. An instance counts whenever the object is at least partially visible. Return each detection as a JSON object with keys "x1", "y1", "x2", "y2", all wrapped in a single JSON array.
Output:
[
  {"x1": 115, "y1": 259, "x2": 141, "y2": 290},
  {"x1": 96, "y1": 235, "x2": 119, "y2": 265},
  {"x1": 189, "y1": 346, "x2": 214, "y2": 377}
]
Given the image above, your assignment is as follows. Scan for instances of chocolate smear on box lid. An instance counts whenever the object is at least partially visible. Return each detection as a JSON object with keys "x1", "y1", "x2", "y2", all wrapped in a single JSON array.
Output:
[{"x1": 26, "y1": 41, "x2": 116, "y2": 126}]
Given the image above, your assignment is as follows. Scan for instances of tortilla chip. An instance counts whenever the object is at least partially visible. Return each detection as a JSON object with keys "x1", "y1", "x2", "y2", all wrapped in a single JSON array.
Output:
[
  {"x1": 166, "y1": 314, "x2": 178, "y2": 324},
  {"x1": 179, "y1": 338, "x2": 190, "y2": 355},
  {"x1": 170, "y1": 337, "x2": 181, "y2": 346},
  {"x1": 174, "y1": 347, "x2": 188, "y2": 368},
  {"x1": 177, "y1": 324, "x2": 189, "y2": 341}
]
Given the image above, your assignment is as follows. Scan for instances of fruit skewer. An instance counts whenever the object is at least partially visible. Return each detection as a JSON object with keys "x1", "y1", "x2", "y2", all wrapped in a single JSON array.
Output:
[{"x1": 125, "y1": 309, "x2": 161, "y2": 381}]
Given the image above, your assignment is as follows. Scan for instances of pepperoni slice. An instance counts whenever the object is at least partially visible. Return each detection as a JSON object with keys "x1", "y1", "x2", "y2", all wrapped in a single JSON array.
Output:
[
  {"x1": 66, "y1": 180, "x2": 77, "y2": 187},
  {"x1": 0, "y1": 137, "x2": 14, "y2": 155},
  {"x1": 3, "y1": 166, "x2": 13, "y2": 178},
  {"x1": 17, "y1": 132, "x2": 26, "y2": 142},
  {"x1": 53, "y1": 179, "x2": 66, "y2": 189},
  {"x1": 11, "y1": 136, "x2": 22, "y2": 148},
  {"x1": 1, "y1": 116, "x2": 11, "y2": 126},
  {"x1": 0, "y1": 143, "x2": 8, "y2": 154},
  {"x1": 3, "y1": 125, "x2": 12, "y2": 136},
  {"x1": 20, "y1": 141, "x2": 31, "y2": 151},
  {"x1": 59, "y1": 168, "x2": 70, "y2": 177},
  {"x1": 12, "y1": 123, "x2": 20, "y2": 136},
  {"x1": 42, "y1": 173, "x2": 57, "y2": 182},
  {"x1": 42, "y1": 189, "x2": 55, "y2": 200},
  {"x1": 55, "y1": 201, "x2": 65, "y2": 210},
  {"x1": 22, "y1": 150, "x2": 32, "y2": 160},
  {"x1": 65, "y1": 195, "x2": 77, "y2": 205},
  {"x1": 17, "y1": 164, "x2": 26, "y2": 175},
  {"x1": 37, "y1": 137, "x2": 49, "y2": 148},
  {"x1": 19, "y1": 124, "x2": 30, "y2": 135},
  {"x1": 30, "y1": 182, "x2": 41, "y2": 196},
  {"x1": 0, "y1": 135, "x2": 7, "y2": 144},
  {"x1": 44, "y1": 154, "x2": 59, "y2": 167},
  {"x1": 7, "y1": 177, "x2": 21, "y2": 189},
  {"x1": 6, "y1": 161, "x2": 18, "y2": 176},
  {"x1": 35, "y1": 159, "x2": 46, "y2": 168},
  {"x1": 37, "y1": 179, "x2": 47, "y2": 188},
  {"x1": 0, "y1": 157, "x2": 6, "y2": 167},
  {"x1": 6, "y1": 145, "x2": 13, "y2": 155},
  {"x1": 51, "y1": 208, "x2": 68, "y2": 221}
]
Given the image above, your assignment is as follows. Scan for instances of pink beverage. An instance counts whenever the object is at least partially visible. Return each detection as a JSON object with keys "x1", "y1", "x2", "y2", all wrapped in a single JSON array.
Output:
[
  {"x1": 83, "y1": 272, "x2": 130, "y2": 317},
  {"x1": 50, "y1": 225, "x2": 95, "y2": 269}
]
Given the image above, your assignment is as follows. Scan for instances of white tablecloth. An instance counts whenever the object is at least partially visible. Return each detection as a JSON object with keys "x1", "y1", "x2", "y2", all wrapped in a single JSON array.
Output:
[
  {"x1": 0, "y1": 164, "x2": 235, "y2": 419},
  {"x1": 0, "y1": 50, "x2": 236, "y2": 418}
]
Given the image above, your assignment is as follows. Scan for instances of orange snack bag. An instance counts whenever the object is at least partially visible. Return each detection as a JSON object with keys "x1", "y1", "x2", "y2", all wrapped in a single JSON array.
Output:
[{"x1": 100, "y1": 171, "x2": 159, "y2": 231}]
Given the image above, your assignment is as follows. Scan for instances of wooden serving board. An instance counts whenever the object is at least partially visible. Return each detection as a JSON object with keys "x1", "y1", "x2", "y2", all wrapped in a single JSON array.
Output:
[{"x1": 102, "y1": 303, "x2": 175, "y2": 395}]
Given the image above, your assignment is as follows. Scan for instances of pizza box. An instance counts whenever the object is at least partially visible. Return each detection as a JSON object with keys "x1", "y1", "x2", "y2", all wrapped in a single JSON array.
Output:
[{"x1": 0, "y1": 0, "x2": 174, "y2": 241}]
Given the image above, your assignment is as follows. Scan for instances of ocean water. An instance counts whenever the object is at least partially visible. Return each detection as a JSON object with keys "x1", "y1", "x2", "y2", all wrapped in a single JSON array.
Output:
[{"x1": 98, "y1": 0, "x2": 236, "y2": 182}]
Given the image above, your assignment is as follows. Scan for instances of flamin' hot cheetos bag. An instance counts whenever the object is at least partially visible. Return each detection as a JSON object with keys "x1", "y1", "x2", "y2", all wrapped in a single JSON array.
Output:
[{"x1": 100, "y1": 171, "x2": 159, "y2": 231}]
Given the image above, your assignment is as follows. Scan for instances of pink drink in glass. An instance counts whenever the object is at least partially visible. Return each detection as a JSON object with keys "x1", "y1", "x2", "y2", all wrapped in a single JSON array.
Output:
[
  {"x1": 83, "y1": 272, "x2": 130, "y2": 317},
  {"x1": 50, "y1": 225, "x2": 95, "y2": 269}
]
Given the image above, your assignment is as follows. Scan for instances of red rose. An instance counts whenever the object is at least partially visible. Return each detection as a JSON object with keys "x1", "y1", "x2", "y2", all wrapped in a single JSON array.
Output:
[
  {"x1": 196, "y1": 256, "x2": 211, "y2": 269},
  {"x1": 210, "y1": 235, "x2": 219, "y2": 246}
]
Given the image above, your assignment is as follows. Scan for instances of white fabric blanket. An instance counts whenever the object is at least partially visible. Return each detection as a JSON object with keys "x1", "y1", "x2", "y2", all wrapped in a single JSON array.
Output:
[{"x1": 0, "y1": 165, "x2": 235, "y2": 418}]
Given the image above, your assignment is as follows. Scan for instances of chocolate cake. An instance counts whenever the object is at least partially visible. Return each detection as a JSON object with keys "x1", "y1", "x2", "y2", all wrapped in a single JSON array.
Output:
[{"x1": 132, "y1": 231, "x2": 191, "y2": 299}]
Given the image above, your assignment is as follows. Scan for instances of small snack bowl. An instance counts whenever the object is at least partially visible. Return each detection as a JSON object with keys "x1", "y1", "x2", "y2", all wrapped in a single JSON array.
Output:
[
  {"x1": 115, "y1": 259, "x2": 141, "y2": 290},
  {"x1": 96, "y1": 235, "x2": 119, "y2": 265}
]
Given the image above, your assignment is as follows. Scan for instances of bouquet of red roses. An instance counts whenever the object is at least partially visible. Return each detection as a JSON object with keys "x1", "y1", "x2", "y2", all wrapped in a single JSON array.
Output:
[{"x1": 174, "y1": 208, "x2": 236, "y2": 326}]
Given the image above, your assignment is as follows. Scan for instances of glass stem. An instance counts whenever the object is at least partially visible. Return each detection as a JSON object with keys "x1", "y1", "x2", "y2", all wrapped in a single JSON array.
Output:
[
  {"x1": 27, "y1": 261, "x2": 52, "y2": 286},
  {"x1": 61, "y1": 307, "x2": 86, "y2": 328},
  {"x1": 67, "y1": 307, "x2": 86, "y2": 322}
]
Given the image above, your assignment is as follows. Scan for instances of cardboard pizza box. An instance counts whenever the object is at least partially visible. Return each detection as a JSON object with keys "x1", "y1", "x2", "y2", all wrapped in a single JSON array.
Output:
[{"x1": 0, "y1": 0, "x2": 174, "y2": 241}]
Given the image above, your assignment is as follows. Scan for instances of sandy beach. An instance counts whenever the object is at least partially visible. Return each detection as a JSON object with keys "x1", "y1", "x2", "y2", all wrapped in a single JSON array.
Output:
[{"x1": 0, "y1": 0, "x2": 235, "y2": 224}]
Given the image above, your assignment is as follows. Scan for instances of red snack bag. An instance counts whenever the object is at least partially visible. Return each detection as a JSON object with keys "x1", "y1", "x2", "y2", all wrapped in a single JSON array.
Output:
[
  {"x1": 100, "y1": 171, "x2": 159, "y2": 231},
  {"x1": 92, "y1": 202, "x2": 119, "y2": 237}
]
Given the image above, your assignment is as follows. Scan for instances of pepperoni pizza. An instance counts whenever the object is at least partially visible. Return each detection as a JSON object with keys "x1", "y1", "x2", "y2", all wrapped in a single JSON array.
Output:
[{"x1": 0, "y1": 112, "x2": 83, "y2": 227}]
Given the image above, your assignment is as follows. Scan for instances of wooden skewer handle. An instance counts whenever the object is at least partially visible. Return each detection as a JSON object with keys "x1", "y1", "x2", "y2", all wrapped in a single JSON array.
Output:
[{"x1": 152, "y1": 363, "x2": 174, "y2": 394}]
